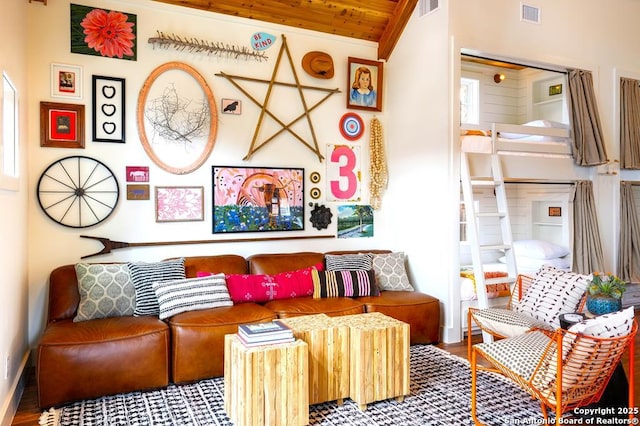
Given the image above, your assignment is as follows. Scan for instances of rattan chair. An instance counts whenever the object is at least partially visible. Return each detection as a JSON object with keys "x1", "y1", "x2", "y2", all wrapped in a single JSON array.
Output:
[
  {"x1": 470, "y1": 318, "x2": 637, "y2": 424},
  {"x1": 467, "y1": 272, "x2": 588, "y2": 357}
]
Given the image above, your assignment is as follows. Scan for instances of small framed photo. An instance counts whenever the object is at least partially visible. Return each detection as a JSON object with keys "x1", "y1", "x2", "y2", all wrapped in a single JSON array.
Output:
[
  {"x1": 221, "y1": 98, "x2": 241, "y2": 115},
  {"x1": 549, "y1": 84, "x2": 563, "y2": 96},
  {"x1": 548, "y1": 206, "x2": 562, "y2": 217},
  {"x1": 127, "y1": 184, "x2": 150, "y2": 200},
  {"x1": 155, "y1": 186, "x2": 204, "y2": 222},
  {"x1": 51, "y1": 63, "x2": 83, "y2": 99},
  {"x1": 347, "y1": 57, "x2": 383, "y2": 112},
  {"x1": 126, "y1": 166, "x2": 149, "y2": 182},
  {"x1": 92, "y1": 75, "x2": 125, "y2": 143},
  {"x1": 40, "y1": 101, "x2": 85, "y2": 148}
]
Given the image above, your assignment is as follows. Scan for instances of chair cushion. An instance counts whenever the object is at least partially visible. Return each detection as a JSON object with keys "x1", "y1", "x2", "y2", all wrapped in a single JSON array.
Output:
[
  {"x1": 475, "y1": 330, "x2": 552, "y2": 380},
  {"x1": 470, "y1": 308, "x2": 552, "y2": 338},
  {"x1": 512, "y1": 265, "x2": 588, "y2": 328}
]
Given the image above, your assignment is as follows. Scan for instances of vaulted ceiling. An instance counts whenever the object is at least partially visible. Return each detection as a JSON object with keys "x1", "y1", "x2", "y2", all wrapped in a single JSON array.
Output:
[{"x1": 153, "y1": 0, "x2": 419, "y2": 60}]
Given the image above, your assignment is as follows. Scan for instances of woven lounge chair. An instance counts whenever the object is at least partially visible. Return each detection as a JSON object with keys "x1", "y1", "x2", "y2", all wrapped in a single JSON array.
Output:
[
  {"x1": 470, "y1": 308, "x2": 637, "y2": 424},
  {"x1": 467, "y1": 266, "x2": 589, "y2": 356}
]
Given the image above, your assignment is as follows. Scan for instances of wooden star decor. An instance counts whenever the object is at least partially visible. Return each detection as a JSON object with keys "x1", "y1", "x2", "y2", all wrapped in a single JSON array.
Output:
[{"x1": 216, "y1": 34, "x2": 340, "y2": 162}]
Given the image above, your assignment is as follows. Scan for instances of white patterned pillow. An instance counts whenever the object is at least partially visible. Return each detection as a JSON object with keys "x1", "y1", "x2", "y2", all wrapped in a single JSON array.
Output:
[
  {"x1": 128, "y1": 258, "x2": 186, "y2": 317},
  {"x1": 568, "y1": 306, "x2": 635, "y2": 337},
  {"x1": 325, "y1": 253, "x2": 373, "y2": 271},
  {"x1": 73, "y1": 263, "x2": 135, "y2": 322},
  {"x1": 371, "y1": 252, "x2": 413, "y2": 291},
  {"x1": 470, "y1": 308, "x2": 553, "y2": 338},
  {"x1": 152, "y1": 274, "x2": 233, "y2": 320},
  {"x1": 512, "y1": 265, "x2": 588, "y2": 328}
]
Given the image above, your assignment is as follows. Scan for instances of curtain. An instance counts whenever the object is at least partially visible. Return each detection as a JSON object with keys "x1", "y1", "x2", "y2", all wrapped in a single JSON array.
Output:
[
  {"x1": 620, "y1": 78, "x2": 640, "y2": 169},
  {"x1": 618, "y1": 182, "x2": 640, "y2": 281},
  {"x1": 571, "y1": 180, "x2": 605, "y2": 274},
  {"x1": 567, "y1": 69, "x2": 608, "y2": 166}
]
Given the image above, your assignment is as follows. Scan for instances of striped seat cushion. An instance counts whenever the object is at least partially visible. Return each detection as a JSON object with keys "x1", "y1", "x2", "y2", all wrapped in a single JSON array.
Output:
[
  {"x1": 471, "y1": 308, "x2": 553, "y2": 338},
  {"x1": 152, "y1": 274, "x2": 233, "y2": 320},
  {"x1": 128, "y1": 258, "x2": 186, "y2": 316}
]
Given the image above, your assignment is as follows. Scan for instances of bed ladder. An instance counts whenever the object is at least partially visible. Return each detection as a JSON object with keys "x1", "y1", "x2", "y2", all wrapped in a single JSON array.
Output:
[{"x1": 460, "y1": 152, "x2": 518, "y2": 343}]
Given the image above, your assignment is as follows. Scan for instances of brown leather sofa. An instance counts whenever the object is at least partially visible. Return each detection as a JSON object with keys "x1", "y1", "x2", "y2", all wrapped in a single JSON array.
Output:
[{"x1": 37, "y1": 250, "x2": 440, "y2": 408}]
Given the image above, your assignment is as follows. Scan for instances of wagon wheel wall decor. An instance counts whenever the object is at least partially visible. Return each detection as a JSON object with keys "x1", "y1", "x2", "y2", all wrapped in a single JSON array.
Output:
[
  {"x1": 137, "y1": 61, "x2": 218, "y2": 175},
  {"x1": 37, "y1": 156, "x2": 120, "y2": 228}
]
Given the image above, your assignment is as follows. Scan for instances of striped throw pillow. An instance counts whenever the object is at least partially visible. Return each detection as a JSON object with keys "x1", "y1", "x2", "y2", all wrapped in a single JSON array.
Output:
[
  {"x1": 128, "y1": 258, "x2": 186, "y2": 316},
  {"x1": 325, "y1": 254, "x2": 373, "y2": 271},
  {"x1": 152, "y1": 274, "x2": 233, "y2": 320},
  {"x1": 312, "y1": 269, "x2": 378, "y2": 298}
]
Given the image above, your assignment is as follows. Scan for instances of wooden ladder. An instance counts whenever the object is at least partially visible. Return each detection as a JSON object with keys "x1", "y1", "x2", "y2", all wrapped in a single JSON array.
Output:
[{"x1": 460, "y1": 152, "x2": 518, "y2": 342}]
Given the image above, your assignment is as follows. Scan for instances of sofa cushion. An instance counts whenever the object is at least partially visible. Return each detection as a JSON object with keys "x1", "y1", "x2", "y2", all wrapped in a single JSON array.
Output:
[
  {"x1": 325, "y1": 253, "x2": 373, "y2": 271},
  {"x1": 152, "y1": 274, "x2": 233, "y2": 320},
  {"x1": 264, "y1": 296, "x2": 365, "y2": 318},
  {"x1": 371, "y1": 252, "x2": 414, "y2": 291},
  {"x1": 128, "y1": 258, "x2": 186, "y2": 316},
  {"x1": 73, "y1": 263, "x2": 135, "y2": 322},
  {"x1": 312, "y1": 269, "x2": 378, "y2": 298}
]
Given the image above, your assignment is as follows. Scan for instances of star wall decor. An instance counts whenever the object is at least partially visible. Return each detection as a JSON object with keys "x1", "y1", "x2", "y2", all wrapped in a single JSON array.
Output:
[{"x1": 216, "y1": 34, "x2": 340, "y2": 162}]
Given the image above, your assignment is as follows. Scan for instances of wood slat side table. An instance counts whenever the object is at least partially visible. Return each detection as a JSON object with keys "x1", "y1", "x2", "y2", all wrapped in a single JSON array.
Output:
[
  {"x1": 331, "y1": 312, "x2": 410, "y2": 410},
  {"x1": 279, "y1": 314, "x2": 350, "y2": 405},
  {"x1": 224, "y1": 334, "x2": 309, "y2": 426}
]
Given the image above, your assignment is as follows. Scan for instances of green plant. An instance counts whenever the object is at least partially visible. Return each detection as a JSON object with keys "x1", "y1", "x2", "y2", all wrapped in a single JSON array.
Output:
[{"x1": 587, "y1": 272, "x2": 626, "y2": 299}]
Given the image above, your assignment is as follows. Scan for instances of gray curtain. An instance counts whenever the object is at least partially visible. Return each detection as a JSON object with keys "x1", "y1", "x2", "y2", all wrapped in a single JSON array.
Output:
[
  {"x1": 620, "y1": 78, "x2": 640, "y2": 169},
  {"x1": 567, "y1": 69, "x2": 608, "y2": 166},
  {"x1": 618, "y1": 181, "x2": 640, "y2": 281},
  {"x1": 571, "y1": 180, "x2": 605, "y2": 273}
]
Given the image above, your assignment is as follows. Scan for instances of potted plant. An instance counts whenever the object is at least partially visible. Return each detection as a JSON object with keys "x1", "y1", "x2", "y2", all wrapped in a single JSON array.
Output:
[{"x1": 586, "y1": 272, "x2": 626, "y2": 315}]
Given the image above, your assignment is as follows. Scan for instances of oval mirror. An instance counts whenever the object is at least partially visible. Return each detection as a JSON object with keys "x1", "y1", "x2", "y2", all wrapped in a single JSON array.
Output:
[{"x1": 137, "y1": 61, "x2": 217, "y2": 174}]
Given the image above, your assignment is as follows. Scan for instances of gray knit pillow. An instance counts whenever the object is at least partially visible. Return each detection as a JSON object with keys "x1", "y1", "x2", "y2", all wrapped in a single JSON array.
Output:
[
  {"x1": 73, "y1": 263, "x2": 135, "y2": 322},
  {"x1": 371, "y1": 252, "x2": 413, "y2": 291}
]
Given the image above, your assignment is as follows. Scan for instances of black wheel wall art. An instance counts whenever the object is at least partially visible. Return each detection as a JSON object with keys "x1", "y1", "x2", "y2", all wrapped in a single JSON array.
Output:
[{"x1": 37, "y1": 156, "x2": 119, "y2": 228}]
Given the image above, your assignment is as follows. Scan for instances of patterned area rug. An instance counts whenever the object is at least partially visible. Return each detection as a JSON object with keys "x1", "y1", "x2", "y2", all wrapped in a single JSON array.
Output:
[{"x1": 40, "y1": 344, "x2": 552, "y2": 426}]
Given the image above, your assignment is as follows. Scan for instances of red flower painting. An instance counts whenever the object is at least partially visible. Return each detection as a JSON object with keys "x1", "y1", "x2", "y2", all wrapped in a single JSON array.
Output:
[{"x1": 80, "y1": 8, "x2": 135, "y2": 59}]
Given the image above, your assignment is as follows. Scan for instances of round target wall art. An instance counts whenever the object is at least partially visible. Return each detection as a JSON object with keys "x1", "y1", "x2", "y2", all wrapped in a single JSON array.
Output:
[{"x1": 339, "y1": 112, "x2": 364, "y2": 141}]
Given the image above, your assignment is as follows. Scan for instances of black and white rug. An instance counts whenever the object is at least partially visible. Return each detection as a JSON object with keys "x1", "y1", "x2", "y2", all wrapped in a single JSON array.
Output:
[{"x1": 40, "y1": 345, "x2": 553, "y2": 425}]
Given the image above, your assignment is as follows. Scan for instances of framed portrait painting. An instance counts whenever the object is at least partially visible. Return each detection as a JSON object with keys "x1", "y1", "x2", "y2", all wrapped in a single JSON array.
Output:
[
  {"x1": 347, "y1": 57, "x2": 383, "y2": 112},
  {"x1": 40, "y1": 102, "x2": 85, "y2": 148},
  {"x1": 212, "y1": 166, "x2": 304, "y2": 233}
]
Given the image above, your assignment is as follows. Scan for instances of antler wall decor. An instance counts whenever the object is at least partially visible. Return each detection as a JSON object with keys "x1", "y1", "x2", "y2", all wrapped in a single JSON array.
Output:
[{"x1": 148, "y1": 31, "x2": 268, "y2": 62}]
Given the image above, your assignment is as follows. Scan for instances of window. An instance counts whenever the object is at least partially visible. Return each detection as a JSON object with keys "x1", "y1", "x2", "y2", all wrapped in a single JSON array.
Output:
[
  {"x1": 460, "y1": 77, "x2": 479, "y2": 125},
  {"x1": 1, "y1": 72, "x2": 19, "y2": 190}
]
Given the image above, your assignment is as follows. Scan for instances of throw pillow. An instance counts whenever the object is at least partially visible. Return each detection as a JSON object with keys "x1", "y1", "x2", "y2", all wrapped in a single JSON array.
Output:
[
  {"x1": 73, "y1": 263, "x2": 135, "y2": 322},
  {"x1": 312, "y1": 269, "x2": 378, "y2": 298},
  {"x1": 325, "y1": 253, "x2": 373, "y2": 271},
  {"x1": 272, "y1": 262, "x2": 323, "y2": 299},
  {"x1": 568, "y1": 306, "x2": 635, "y2": 338},
  {"x1": 152, "y1": 274, "x2": 233, "y2": 320},
  {"x1": 512, "y1": 265, "x2": 588, "y2": 328},
  {"x1": 128, "y1": 258, "x2": 186, "y2": 316},
  {"x1": 512, "y1": 240, "x2": 569, "y2": 260},
  {"x1": 225, "y1": 273, "x2": 278, "y2": 304},
  {"x1": 371, "y1": 252, "x2": 413, "y2": 291}
]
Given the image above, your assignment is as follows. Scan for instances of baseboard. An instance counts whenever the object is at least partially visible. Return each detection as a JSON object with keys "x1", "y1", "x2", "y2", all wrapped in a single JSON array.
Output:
[{"x1": 0, "y1": 350, "x2": 30, "y2": 426}]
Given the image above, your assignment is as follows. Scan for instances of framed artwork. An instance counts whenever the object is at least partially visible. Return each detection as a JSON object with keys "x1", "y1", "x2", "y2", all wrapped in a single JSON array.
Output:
[
  {"x1": 155, "y1": 186, "x2": 204, "y2": 222},
  {"x1": 346, "y1": 57, "x2": 383, "y2": 112},
  {"x1": 337, "y1": 205, "x2": 374, "y2": 238},
  {"x1": 548, "y1": 206, "x2": 562, "y2": 217},
  {"x1": 70, "y1": 4, "x2": 137, "y2": 61},
  {"x1": 221, "y1": 98, "x2": 241, "y2": 115},
  {"x1": 326, "y1": 143, "x2": 361, "y2": 202},
  {"x1": 212, "y1": 166, "x2": 304, "y2": 234},
  {"x1": 92, "y1": 75, "x2": 125, "y2": 143},
  {"x1": 126, "y1": 166, "x2": 149, "y2": 182},
  {"x1": 51, "y1": 63, "x2": 83, "y2": 99},
  {"x1": 137, "y1": 62, "x2": 217, "y2": 174},
  {"x1": 40, "y1": 102, "x2": 85, "y2": 148},
  {"x1": 127, "y1": 184, "x2": 150, "y2": 200}
]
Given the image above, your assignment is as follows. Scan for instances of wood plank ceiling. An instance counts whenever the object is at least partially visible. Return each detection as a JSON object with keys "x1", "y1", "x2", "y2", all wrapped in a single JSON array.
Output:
[{"x1": 153, "y1": 0, "x2": 419, "y2": 60}]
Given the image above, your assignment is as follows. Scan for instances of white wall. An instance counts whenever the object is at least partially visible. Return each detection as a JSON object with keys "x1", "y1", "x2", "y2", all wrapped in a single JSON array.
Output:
[
  {"x1": 1, "y1": 2, "x2": 29, "y2": 424},
  {"x1": 26, "y1": 1, "x2": 390, "y2": 347}
]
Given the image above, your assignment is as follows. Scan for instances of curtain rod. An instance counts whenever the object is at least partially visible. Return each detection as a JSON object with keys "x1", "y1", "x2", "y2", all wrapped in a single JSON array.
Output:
[{"x1": 461, "y1": 54, "x2": 569, "y2": 74}]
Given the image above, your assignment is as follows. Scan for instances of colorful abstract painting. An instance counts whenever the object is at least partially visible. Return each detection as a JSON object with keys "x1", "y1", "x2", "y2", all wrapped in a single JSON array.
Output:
[
  {"x1": 70, "y1": 3, "x2": 137, "y2": 61},
  {"x1": 212, "y1": 166, "x2": 304, "y2": 233}
]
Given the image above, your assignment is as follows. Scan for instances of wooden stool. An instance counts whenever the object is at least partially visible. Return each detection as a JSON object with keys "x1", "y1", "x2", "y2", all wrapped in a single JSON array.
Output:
[
  {"x1": 224, "y1": 334, "x2": 309, "y2": 426},
  {"x1": 280, "y1": 314, "x2": 350, "y2": 405},
  {"x1": 332, "y1": 312, "x2": 410, "y2": 410}
]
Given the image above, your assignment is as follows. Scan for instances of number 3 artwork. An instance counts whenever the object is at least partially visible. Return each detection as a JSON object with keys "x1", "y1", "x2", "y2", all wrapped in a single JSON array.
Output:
[{"x1": 326, "y1": 144, "x2": 361, "y2": 202}]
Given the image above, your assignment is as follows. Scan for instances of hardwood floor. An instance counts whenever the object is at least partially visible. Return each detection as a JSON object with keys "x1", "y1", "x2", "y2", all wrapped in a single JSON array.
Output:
[{"x1": 10, "y1": 330, "x2": 640, "y2": 425}]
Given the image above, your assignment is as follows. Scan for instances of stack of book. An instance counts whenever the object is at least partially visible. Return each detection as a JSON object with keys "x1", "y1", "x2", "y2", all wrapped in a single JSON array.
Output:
[{"x1": 237, "y1": 320, "x2": 295, "y2": 348}]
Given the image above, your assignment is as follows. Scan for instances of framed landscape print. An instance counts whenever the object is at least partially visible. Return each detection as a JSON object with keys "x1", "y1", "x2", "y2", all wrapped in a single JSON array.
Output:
[
  {"x1": 212, "y1": 166, "x2": 304, "y2": 233},
  {"x1": 40, "y1": 102, "x2": 85, "y2": 148}
]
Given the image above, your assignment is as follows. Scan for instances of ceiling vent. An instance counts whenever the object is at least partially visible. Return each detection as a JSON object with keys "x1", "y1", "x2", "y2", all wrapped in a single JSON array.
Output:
[
  {"x1": 521, "y1": 3, "x2": 541, "y2": 24},
  {"x1": 419, "y1": 0, "x2": 440, "y2": 17}
]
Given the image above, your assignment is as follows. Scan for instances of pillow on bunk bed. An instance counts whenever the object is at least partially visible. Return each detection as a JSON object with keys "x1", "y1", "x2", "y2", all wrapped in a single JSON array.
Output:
[
  {"x1": 499, "y1": 120, "x2": 569, "y2": 142},
  {"x1": 498, "y1": 255, "x2": 571, "y2": 271},
  {"x1": 512, "y1": 239, "x2": 569, "y2": 259}
]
